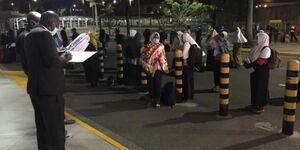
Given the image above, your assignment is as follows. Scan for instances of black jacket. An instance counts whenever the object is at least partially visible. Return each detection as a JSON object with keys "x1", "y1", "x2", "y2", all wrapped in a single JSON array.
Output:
[
  {"x1": 24, "y1": 27, "x2": 65, "y2": 95},
  {"x1": 16, "y1": 29, "x2": 30, "y2": 74}
]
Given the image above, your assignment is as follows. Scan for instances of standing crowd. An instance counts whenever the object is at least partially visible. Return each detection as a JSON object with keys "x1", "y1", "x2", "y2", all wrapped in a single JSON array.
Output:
[{"x1": 0, "y1": 9, "x2": 290, "y2": 150}]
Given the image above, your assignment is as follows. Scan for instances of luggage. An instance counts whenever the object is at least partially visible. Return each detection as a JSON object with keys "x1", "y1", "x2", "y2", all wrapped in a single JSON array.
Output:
[
  {"x1": 261, "y1": 46, "x2": 282, "y2": 69},
  {"x1": 160, "y1": 82, "x2": 176, "y2": 108}
]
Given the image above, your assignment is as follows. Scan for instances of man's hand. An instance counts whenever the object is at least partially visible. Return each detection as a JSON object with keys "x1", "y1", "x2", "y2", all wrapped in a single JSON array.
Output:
[{"x1": 64, "y1": 52, "x2": 72, "y2": 62}]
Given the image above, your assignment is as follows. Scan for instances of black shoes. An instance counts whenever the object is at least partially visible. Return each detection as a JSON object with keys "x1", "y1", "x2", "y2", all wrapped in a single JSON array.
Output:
[
  {"x1": 244, "y1": 105, "x2": 265, "y2": 114},
  {"x1": 64, "y1": 119, "x2": 75, "y2": 125}
]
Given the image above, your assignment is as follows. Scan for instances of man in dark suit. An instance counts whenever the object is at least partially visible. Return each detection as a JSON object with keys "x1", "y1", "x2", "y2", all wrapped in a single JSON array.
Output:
[
  {"x1": 16, "y1": 11, "x2": 41, "y2": 75},
  {"x1": 60, "y1": 27, "x2": 68, "y2": 47},
  {"x1": 24, "y1": 11, "x2": 72, "y2": 150}
]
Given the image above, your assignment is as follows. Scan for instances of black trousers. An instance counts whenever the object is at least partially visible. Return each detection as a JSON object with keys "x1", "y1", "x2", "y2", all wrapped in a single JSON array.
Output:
[
  {"x1": 206, "y1": 48, "x2": 214, "y2": 71},
  {"x1": 183, "y1": 66, "x2": 194, "y2": 100},
  {"x1": 124, "y1": 63, "x2": 140, "y2": 85},
  {"x1": 147, "y1": 71, "x2": 162, "y2": 99},
  {"x1": 83, "y1": 54, "x2": 100, "y2": 85},
  {"x1": 213, "y1": 58, "x2": 221, "y2": 86},
  {"x1": 250, "y1": 63, "x2": 270, "y2": 107},
  {"x1": 30, "y1": 94, "x2": 65, "y2": 150},
  {"x1": 290, "y1": 33, "x2": 298, "y2": 42}
]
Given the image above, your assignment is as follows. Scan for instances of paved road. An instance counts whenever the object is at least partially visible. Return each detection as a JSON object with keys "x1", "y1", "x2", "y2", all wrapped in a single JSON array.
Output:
[
  {"x1": 62, "y1": 42, "x2": 300, "y2": 150},
  {"x1": 2, "y1": 40, "x2": 300, "y2": 150}
]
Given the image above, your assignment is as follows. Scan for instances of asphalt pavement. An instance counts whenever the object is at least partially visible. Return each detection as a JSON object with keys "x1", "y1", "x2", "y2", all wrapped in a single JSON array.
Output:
[
  {"x1": 61, "y1": 40, "x2": 300, "y2": 150},
  {"x1": 2, "y1": 39, "x2": 300, "y2": 150}
]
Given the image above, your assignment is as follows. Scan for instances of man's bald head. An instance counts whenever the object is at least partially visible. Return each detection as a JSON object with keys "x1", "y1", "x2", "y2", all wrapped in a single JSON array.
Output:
[
  {"x1": 27, "y1": 11, "x2": 41, "y2": 27},
  {"x1": 39, "y1": 11, "x2": 60, "y2": 31}
]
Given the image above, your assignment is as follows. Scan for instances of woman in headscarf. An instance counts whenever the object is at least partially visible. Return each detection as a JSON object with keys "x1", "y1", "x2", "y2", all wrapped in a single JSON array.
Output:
[
  {"x1": 206, "y1": 29, "x2": 219, "y2": 71},
  {"x1": 123, "y1": 29, "x2": 143, "y2": 85},
  {"x1": 83, "y1": 32, "x2": 100, "y2": 88},
  {"x1": 231, "y1": 27, "x2": 247, "y2": 68},
  {"x1": 178, "y1": 33, "x2": 201, "y2": 100},
  {"x1": 140, "y1": 32, "x2": 169, "y2": 108},
  {"x1": 209, "y1": 31, "x2": 231, "y2": 92},
  {"x1": 244, "y1": 31, "x2": 271, "y2": 113}
]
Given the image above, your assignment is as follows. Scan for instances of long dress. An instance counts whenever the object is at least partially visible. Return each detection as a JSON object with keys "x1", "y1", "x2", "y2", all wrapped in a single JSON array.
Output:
[{"x1": 83, "y1": 43, "x2": 100, "y2": 86}]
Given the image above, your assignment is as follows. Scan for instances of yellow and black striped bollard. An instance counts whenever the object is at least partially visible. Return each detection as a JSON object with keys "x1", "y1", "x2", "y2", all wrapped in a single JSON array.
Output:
[
  {"x1": 219, "y1": 54, "x2": 230, "y2": 116},
  {"x1": 282, "y1": 60, "x2": 299, "y2": 135},
  {"x1": 98, "y1": 42, "x2": 104, "y2": 78},
  {"x1": 141, "y1": 71, "x2": 148, "y2": 86},
  {"x1": 175, "y1": 49, "x2": 183, "y2": 98},
  {"x1": 116, "y1": 44, "x2": 124, "y2": 83}
]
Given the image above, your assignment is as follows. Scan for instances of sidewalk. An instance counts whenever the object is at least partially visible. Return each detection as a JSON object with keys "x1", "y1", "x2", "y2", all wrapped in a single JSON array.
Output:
[
  {"x1": 0, "y1": 69, "x2": 119, "y2": 150},
  {"x1": 241, "y1": 42, "x2": 300, "y2": 56}
]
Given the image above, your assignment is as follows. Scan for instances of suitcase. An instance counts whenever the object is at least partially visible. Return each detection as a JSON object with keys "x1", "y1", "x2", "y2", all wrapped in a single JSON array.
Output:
[{"x1": 161, "y1": 82, "x2": 176, "y2": 108}]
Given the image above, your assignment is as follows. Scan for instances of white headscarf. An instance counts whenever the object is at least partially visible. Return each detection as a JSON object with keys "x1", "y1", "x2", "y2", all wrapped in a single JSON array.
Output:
[
  {"x1": 180, "y1": 33, "x2": 205, "y2": 60},
  {"x1": 177, "y1": 31, "x2": 183, "y2": 35},
  {"x1": 222, "y1": 31, "x2": 228, "y2": 39},
  {"x1": 181, "y1": 33, "x2": 200, "y2": 48},
  {"x1": 208, "y1": 30, "x2": 219, "y2": 49},
  {"x1": 129, "y1": 29, "x2": 137, "y2": 37},
  {"x1": 149, "y1": 32, "x2": 160, "y2": 43},
  {"x1": 249, "y1": 31, "x2": 271, "y2": 62},
  {"x1": 171, "y1": 31, "x2": 183, "y2": 51},
  {"x1": 232, "y1": 27, "x2": 247, "y2": 43},
  {"x1": 211, "y1": 29, "x2": 218, "y2": 38}
]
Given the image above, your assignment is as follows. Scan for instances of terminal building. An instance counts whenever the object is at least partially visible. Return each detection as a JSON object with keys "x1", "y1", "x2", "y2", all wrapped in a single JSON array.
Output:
[{"x1": 254, "y1": 0, "x2": 300, "y2": 32}]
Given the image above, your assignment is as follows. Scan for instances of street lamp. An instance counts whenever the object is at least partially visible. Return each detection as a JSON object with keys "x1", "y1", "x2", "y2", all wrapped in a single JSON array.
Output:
[
  {"x1": 10, "y1": 2, "x2": 14, "y2": 6},
  {"x1": 70, "y1": 4, "x2": 76, "y2": 16},
  {"x1": 129, "y1": 0, "x2": 133, "y2": 6}
]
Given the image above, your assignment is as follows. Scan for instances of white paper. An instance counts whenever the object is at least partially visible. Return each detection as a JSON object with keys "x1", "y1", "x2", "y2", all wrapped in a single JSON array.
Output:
[
  {"x1": 68, "y1": 51, "x2": 97, "y2": 63},
  {"x1": 66, "y1": 33, "x2": 90, "y2": 52}
]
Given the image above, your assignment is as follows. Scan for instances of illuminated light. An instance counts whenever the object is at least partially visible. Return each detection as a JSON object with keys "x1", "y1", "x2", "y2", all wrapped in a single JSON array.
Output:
[
  {"x1": 264, "y1": 4, "x2": 267, "y2": 8},
  {"x1": 73, "y1": 4, "x2": 76, "y2": 8},
  {"x1": 33, "y1": 0, "x2": 37, "y2": 2},
  {"x1": 113, "y1": 0, "x2": 117, "y2": 4},
  {"x1": 102, "y1": 1, "x2": 105, "y2": 5},
  {"x1": 129, "y1": 0, "x2": 133, "y2": 6},
  {"x1": 10, "y1": 2, "x2": 14, "y2": 6},
  {"x1": 255, "y1": 5, "x2": 258, "y2": 8}
]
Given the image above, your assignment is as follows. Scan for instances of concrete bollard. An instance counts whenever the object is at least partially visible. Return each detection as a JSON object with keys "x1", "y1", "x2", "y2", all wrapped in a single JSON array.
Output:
[
  {"x1": 141, "y1": 71, "x2": 147, "y2": 85},
  {"x1": 116, "y1": 44, "x2": 124, "y2": 83},
  {"x1": 219, "y1": 54, "x2": 230, "y2": 116},
  {"x1": 175, "y1": 49, "x2": 183, "y2": 97},
  {"x1": 97, "y1": 42, "x2": 104, "y2": 78},
  {"x1": 282, "y1": 60, "x2": 299, "y2": 135},
  {"x1": 98, "y1": 42, "x2": 104, "y2": 78}
]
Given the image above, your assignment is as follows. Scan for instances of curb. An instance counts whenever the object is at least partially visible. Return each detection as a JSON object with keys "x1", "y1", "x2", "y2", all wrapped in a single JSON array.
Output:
[{"x1": 240, "y1": 48, "x2": 300, "y2": 57}]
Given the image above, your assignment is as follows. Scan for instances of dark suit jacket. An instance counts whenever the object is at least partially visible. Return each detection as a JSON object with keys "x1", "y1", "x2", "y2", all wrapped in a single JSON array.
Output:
[
  {"x1": 16, "y1": 29, "x2": 30, "y2": 75},
  {"x1": 24, "y1": 27, "x2": 65, "y2": 95}
]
